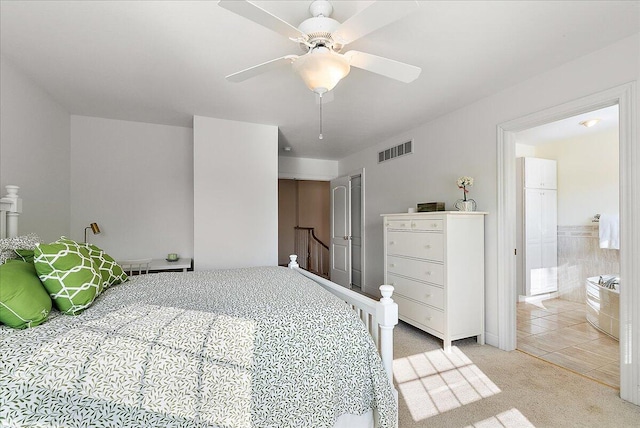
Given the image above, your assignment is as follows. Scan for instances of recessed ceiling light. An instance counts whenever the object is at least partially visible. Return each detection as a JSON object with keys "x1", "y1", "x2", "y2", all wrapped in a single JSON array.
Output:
[
  {"x1": 579, "y1": 118, "x2": 600, "y2": 128},
  {"x1": 283, "y1": 146, "x2": 292, "y2": 152}
]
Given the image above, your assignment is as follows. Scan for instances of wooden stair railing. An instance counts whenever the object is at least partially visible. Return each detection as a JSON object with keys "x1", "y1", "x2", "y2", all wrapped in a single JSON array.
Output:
[{"x1": 294, "y1": 227, "x2": 329, "y2": 278}]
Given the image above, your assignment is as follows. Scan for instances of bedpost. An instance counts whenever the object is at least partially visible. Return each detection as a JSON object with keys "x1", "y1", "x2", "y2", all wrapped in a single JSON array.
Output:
[
  {"x1": 0, "y1": 185, "x2": 22, "y2": 238},
  {"x1": 377, "y1": 284, "x2": 398, "y2": 384}
]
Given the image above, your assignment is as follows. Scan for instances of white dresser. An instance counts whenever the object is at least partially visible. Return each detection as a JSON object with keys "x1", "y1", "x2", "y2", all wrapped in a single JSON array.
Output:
[{"x1": 382, "y1": 212, "x2": 487, "y2": 350}]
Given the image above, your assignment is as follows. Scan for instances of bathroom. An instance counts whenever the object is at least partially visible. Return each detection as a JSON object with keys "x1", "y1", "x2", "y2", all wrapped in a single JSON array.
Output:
[{"x1": 514, "y1": 105, "x2": 620, "y2": 387}]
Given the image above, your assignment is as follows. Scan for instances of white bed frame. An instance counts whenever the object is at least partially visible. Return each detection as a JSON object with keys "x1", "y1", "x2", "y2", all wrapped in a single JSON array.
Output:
[
  {"x1": 0, "y1": 185, "x2": 22, "y2": 239},
  {"x1": 288, "y1": 254, "x2": 398, "y2": 384}
]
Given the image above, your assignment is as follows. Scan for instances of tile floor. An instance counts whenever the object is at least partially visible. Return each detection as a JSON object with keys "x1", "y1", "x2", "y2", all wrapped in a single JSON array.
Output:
[{"x1": 517, "y1": 298, "x2": 620, "y2": 388}]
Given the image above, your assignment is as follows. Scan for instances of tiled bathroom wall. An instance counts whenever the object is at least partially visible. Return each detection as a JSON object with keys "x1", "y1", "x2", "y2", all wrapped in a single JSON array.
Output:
[{"x1": 557, "y1": 225, "x2": 620, "y2": 303}]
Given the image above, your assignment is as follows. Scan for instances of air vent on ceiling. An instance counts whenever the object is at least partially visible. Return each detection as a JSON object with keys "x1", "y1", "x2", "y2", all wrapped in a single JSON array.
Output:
[{"x1": 378, "y1": 140, "x2": 413, "y2": 163}]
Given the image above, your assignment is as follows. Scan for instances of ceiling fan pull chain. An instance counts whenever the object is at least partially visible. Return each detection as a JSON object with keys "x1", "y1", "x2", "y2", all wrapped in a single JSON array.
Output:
[{"x1": 319, "y1": 92, "x2": 323, "y2": 140}]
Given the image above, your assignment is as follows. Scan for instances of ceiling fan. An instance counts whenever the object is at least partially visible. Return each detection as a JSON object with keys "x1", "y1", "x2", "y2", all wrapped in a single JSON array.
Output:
[{"x1": 218, "y1": 0, "x2": 422, "y2": 95}]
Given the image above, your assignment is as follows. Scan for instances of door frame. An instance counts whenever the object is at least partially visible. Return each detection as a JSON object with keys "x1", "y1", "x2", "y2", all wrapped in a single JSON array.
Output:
[{"x1": 496, "y1": 82, "x2": 638, "y2": 404}]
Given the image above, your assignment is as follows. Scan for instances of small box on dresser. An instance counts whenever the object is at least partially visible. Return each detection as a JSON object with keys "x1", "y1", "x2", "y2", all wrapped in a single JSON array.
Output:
[{"x1": 382, "y1": 211, "x2": 487, "y2": 351}]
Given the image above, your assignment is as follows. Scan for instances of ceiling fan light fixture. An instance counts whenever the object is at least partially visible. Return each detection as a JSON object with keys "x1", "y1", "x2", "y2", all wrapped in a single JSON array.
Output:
[{"x1": 292, "y1": 47, "x2": 350, "y2": 94}]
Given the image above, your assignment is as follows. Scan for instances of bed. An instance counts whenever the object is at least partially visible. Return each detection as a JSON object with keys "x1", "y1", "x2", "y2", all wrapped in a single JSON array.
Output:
[{"x1": 0, "y1": 185, "x2": 399, "y2": 427}]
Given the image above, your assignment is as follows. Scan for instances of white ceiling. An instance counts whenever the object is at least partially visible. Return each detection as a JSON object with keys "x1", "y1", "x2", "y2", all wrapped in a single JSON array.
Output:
[
  {"x1": 1, "y1": 1, "x2": 639, "y2": 160},
  {"x1": 516, "y1": 105, "x2": 619, "y2": 147}
]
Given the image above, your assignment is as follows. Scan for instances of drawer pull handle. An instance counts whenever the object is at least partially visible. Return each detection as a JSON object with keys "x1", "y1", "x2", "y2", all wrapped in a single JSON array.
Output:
[
  {"x1": 411, "y1": 222, "x2": 416, "y2": 227},
  {"x1": 426, "y1": 271, "x2": 432, "y2": 276},
  {"x1": 389, "y1": 241, "x2": 395, "y2": 245},
  {"x1": 425, "y1": 244, "x2": 431, "y2": 249},
  {"x1": 425, "y1": 316, "x2": 432, "y2": 321},
  {"x1": 431, "y1": 223, "x2": 438, "y2": 228},
  {"x1": 401, "y1": 223, "x2": 406, "y2": 227},
  {"x1": 425, "y1": 293, "x2": 431, "y2": 298},
  {"x1": 389, "y1": 263, "x2": 395, "y2": 267}
]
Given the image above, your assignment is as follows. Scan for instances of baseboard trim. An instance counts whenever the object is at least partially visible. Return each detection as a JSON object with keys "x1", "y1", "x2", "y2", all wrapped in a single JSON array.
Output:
[
  {"x1": 517, "y1": 292, "x2": 559, "y2": 303},
  {"x1": 485, "y1": 331, "x2": 499, "y2": 347}
]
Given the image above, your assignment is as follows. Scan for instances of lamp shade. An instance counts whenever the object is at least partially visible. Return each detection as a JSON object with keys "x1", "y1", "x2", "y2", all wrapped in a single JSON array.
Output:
[
  {"x1": 292, "y1": 47, "x2": 350, "y2": 94},
  {"x1": 89, "y1": 223, "x2": 101, "y2": 234},
  {"x1": 84, "y1": 222, "x2": 101, "y2": 243}
]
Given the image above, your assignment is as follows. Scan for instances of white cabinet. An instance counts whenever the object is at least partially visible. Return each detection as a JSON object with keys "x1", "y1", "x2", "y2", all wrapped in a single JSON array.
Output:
[
  {"x1": 517, "y1": 157, "x2": 558, "y2": 296},
  {"x1": 523, "y1": 157, "x2": 557, "y2": 189},
  {"x1": 382, "y1": 212, "x2": 487, "y2": 351}
]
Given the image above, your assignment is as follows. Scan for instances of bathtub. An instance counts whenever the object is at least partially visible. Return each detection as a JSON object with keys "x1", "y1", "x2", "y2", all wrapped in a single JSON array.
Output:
[{"x1": 585, "y1": 276, "x2": 619, "y2": 340}]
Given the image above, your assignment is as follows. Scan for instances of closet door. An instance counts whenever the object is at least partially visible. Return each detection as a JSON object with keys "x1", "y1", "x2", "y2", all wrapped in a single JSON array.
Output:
[
  {"x1": 525, "y1": 188, "x2": 558, "y2": 295},
  {"x1": 541, "y1": 160, "x2": 558, "y2": 189},
  {"x1": 540, "y1": 189, "x2": 558, "y2": 293},
  {"x1": 524, "y1": 189, "x2": 543, "y2": 296}
]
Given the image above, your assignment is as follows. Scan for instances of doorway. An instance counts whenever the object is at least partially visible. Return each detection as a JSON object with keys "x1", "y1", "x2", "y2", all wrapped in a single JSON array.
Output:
[
  {"x1": 513, "y1": 105, "x2": 620, "y2": 388},
  {"x1": 496, "y1": 83, "x2": 638, "y2": 404},
  {"x1": 278, "y1": 179, "x2": 330, "y2": 275}
]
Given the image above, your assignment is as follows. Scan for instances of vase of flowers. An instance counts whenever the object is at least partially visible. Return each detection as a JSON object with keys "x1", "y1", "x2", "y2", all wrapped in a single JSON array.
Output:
[{"x1": 454, "y1": 176, "x2": 477, "y2": 211}]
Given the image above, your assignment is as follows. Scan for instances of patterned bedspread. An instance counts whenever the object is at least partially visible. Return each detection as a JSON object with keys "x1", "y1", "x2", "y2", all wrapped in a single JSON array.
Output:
[{"x1": 0, "y1": 266, "x2": 396, "y2": 427}]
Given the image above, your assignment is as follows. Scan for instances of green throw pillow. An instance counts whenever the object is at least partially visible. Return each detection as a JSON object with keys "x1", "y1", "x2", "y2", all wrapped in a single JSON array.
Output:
[
  {"x1": 14, "y1": 249, "x2": 35, "y2": 263},
  {"x1": 0, "y1": 260, "x2": 52, "y2": 328},
  {"x1": 33, "y1": 241, "x2": 103, "y2": 315},
  {"x1": 56, "y1": 237, "x2": 127, "y2": 289}
]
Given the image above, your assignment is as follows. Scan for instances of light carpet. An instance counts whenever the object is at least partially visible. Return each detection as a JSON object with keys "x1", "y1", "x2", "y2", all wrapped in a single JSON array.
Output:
[{"x1": 393, "y1": 321, "x2": 640, "y2": 427}]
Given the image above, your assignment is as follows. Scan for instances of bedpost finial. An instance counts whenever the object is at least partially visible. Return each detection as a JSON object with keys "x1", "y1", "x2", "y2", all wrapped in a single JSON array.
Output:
[
  {"x1": 379, "y1": 284, "x2": 394, "y2": 302},
  {"x1": 288, "y1": 254, "x2": 299, "y2": 269},
  {"x1": 5, "y1": 185, "x2": 19, "y2": 197}
]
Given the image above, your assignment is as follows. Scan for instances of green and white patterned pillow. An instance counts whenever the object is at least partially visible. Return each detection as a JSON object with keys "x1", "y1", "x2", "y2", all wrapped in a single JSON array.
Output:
[
  {"x1": 0, "y1": 259, "x2": 52, "y2": 328},
  {"x1": 57, "y1": 237, "x2": 127, "y2": 289},
  {"x1": 85, "y1": 243, "x2": 128, "y2": 288},
  {"x1": 33, "y1": 240, "x2": 103, "y2": 315},
  {"x1": 14, "y1": 249, "x2": 35, "y2": 263}
]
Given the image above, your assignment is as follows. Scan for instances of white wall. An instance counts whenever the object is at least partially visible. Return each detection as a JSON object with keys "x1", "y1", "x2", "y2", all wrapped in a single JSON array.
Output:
[
  {"x1": 278, "y1": 156, "x2": 339, "y2": 180},
  {"x1": 515, "y1": 143, "x2": 537, "y2": 157},
  {"x1": 534, "y1": 129, "x2": 619, "y2": 225},
  {"x1": 70, "y1": 116, "x2": 193, "y2": 260},
  {"x1": 0, "y1": 56, "x2": 70, "y2": 242},
  {"x1": 194, "y1": 116, "x2": 278, "y2": 270},
  {"x1": 339, "y1": 33, "x2": 639, "y2": 346}
]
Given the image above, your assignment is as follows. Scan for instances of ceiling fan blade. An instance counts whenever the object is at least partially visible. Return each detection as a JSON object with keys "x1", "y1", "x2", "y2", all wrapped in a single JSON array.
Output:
[
  {"x1": 218, "y1": 0, "x2": 306, "y2": 40},
  {"x1": 332, "y1": 1, "x2": 419, "y2": 46},
  {"x1": 343, "y1": 50, "x2": 421, "y2": 83},
  {"x1": 226, "y1": 55, "x2": 298, "y2": 82}
]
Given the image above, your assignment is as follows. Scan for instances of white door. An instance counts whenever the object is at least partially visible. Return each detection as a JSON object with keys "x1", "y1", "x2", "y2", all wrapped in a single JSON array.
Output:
[
  {"x1": 540, "y1": 189, "x2": 558, "y2": 293},
  {"x1": 524, "y1": 189, "x2": 543, "y2": 295},
  {"x1": 330, "y1": 175, "x2": 351, "y2": 287}
]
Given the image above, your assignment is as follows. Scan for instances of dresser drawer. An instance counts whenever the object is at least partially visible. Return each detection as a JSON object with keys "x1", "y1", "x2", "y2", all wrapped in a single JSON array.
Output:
[
  {"x1": 385, "y1": 218, "x2": 444, "y2": 232},
  {"x1": 410, "y1": 219, "x2": 443, "y2": 231},
  {"x1": 394, "y1": 294, "x2": 444, "y2": 333},
  {"x1": 387, "y1": 256, "x2": 444, "y2": 285},
  {"x1": 387, "y1": 231, "x2": 444, "y2": 261},
  {"x1": 387, "y1": 273, "x2": 444, "y2": 308}
]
